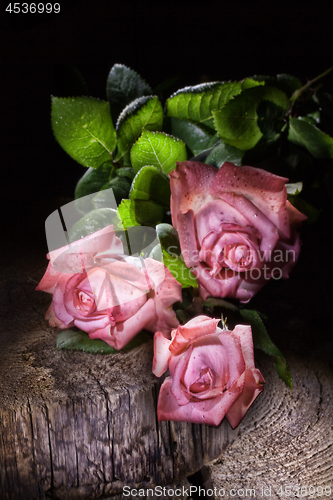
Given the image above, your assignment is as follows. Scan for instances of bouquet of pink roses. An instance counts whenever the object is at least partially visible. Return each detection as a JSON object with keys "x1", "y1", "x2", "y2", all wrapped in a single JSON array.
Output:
[{"x1": 37, "y1": 63, "x2": 332, "y2": 427}]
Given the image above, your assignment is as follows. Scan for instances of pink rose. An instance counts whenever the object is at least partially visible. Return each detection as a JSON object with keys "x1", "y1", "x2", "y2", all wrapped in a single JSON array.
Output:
[
  {"x1": 169, "y1": 161, "x2": 307, "y2": 302},
  {"x1": 37, "y1": 225, "x2": 182, "y2": 350},
  {"x1": 153, "y1": 316, "x2": 264, "y2": 428}
]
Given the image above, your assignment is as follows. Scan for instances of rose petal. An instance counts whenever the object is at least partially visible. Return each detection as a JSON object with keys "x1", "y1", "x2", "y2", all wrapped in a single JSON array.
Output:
[
  {"x1": 52, "y1": 274, "x2": 77, "y2": 325},
  {"x1": 45, "y1": 301, "x2": 72, "y2": 329},
  {"x1": 144, "y1": 259, "x2": 182, "y2": 334},
  {"x1": 211, "y1": 163, "x2": 291, "y2": 238},
  {"x1": 85, "y1": 264, "x2": 149, "y2": 311},
  {"x1": 274, "y1": 232, "x2": 301, "y2": 279},
  {"x1": 157, "y1": 373, "x2": 246, "y2": 426},
  {"x1": 50, "y1": 225, "x2": 124, "y2": 273},
  {"x1": 195, "y1": 199, "x2": 249, "y2": 246},
  {"x1": 231, "y1": 324, "x2": 255, "y2": 370},
  {"x1": 225, "y1": 368, "x2": 265, "y2": 429},
  {"x1": 177, "y1": 210, "x2": 199, "y2": 268},
  {"x1": 286, "y1": 200, "x2": 308, "y2": 228},
  {"x1": 182, "y1": 336, "x2": 229, "y2": 398},
  {"x1": 170, "y1": 348, "x2": 193, "y2": 406},
  {"x1": 195, "y1": 264, "x2": 254, "y2": 302},
  {"x1": 99, "y1": 297, "x2": 157, "y2": 350},
  {"x1": 178, "y1": 316, "x2": 219, "y2": 340},
  {"x1": 36, "y1": 261, "x2": 72, "y2": 294},
  {"x1": 169, "y1": 316, "x2": 219, "y2": 354},
  {"x1": 169, "y1": 161, "x2": 217, "y2": 229},
  {"x1": 217, "y1": 330, "x2": 245, "y2": 388},
  {"x1": 152, "y1": 331, "x2": 172, "y2": 377},
  {"x1": 220, "y1": 193, "x2": 279, "y2": 260}
]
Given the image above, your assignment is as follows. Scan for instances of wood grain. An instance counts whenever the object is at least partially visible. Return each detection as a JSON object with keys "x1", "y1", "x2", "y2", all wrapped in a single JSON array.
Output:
[
  {"x1": 0, "y1": 244, "x2": 238, "y2": 500},
  {"x1": 208, "y1": 353, "x2": 333, "y2": 499}
]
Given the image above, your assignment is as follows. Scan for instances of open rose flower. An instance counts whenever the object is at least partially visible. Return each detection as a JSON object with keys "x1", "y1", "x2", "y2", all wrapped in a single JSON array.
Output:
[
  {"x1": 169, "y1": 161, "x2": 307, "y2": 302},
  {"x1": 37, "y1": 225, "x2": 182, "y2": 350},
  {"x1": 153, "y1": 316, "x2": 264, "y2": 427}
]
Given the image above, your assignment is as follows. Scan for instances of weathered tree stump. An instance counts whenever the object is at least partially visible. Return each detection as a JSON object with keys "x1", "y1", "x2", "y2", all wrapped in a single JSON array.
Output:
[
  {"x1": 208, "y1": 353, "x2": 333, "y2": 499},
  {"x1": 2, "y1": 231, "x2": 332, "y2": 500},
  {"x1": 0, "y1": 243, "x2": 238, "y2": 500}
]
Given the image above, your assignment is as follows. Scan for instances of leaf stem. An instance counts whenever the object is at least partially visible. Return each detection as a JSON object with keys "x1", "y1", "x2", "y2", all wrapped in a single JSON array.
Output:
[{"x1": 290, "y1": 66, "x2": 333, "y2": 103}]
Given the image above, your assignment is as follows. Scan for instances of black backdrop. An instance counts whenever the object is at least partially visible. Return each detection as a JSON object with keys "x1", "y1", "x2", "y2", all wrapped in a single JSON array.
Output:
[{"x1": 1, "y1": 0, "x2": 332, "y2": 238}]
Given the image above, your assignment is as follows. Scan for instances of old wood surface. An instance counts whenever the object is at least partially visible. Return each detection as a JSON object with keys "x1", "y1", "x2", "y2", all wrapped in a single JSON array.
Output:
[
  {"x1": 207, "y1": 353, "x2": 333, "y2": 500},
  {"x1": 1, "y1": 218, "x2": 333, "y2": 500},
  {"x1": 0, "y1": 241, "x2": 238, "y2": 500}
]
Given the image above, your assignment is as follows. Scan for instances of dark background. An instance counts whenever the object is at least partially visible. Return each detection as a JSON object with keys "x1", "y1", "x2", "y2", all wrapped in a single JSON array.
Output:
[
  {"x1": 1, "y1": 0, "x2": 332, "y2": 239},
  {"x1": 1, "y1": 1, "x2": 333, "y2": 366}
]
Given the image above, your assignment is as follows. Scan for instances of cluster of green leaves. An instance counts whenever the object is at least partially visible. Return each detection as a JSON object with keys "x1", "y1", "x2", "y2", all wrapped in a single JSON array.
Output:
[
  {"x1": 51, "y1": 63, "x2": 333, "y2": 386},
  {"x1": 52, "y1": 65, "x2": 188, "y2": 234},
  {"x1": 52, "y1": 64, "x2": 333, "y2": 233}
]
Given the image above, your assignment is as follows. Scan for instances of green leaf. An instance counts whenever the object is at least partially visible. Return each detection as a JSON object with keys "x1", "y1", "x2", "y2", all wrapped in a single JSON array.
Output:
[
  {"x1": 51, "y1": 97, "x2": 117, "y2": 168},
  {"x1": 288, "y1": 117, "x2": 333, "y2": 158},
  {"x1": 205, "y1": 140, "x2": 244, "y2": 167},
  {"x1": 154, "y1": 223, "x2": 198, "y2": 288},
  {"x1": 130, "y1": 165, "x2": 171, "y2": 209},
  {"x1": 241, "y1": 78, "x2": 265, "y2": 90},
  {"x1": 117, "y1": 199, "x2": 140, "y2": 228},
  {"x1": 115, "y1": 166, "x2": 136, "y2": 181},
  {"x1": 162, "y1": 249, "x2": 198, "y2": 288},
  {"x1": 256, "y1": 99, "x2": 287, "y2": 139},
  {"x1": 239, "y1": 308, "x2": 293, "y2": 389},
  {"x1": 170, "y1": 117, "x2": 219, "y2": 155},
  {"x1": 68, "y1": 207, "x2": 119, "y2": 242},
  {"x1": 272, "y1": 356, "x2": 293, "y2": 391},
  {"x1": 166, "y1": 81, "x2": 242, "y2": 127},
  {"x1": 106, "y1": 63, "x2": 153, "y2": 124},
  {"x1": 213, "y1": 86, "x2": 289, "y2": 150},
  {"x1": 156, "y1": 223, "x2": 181, "y2": 254},
  {"x1": 149, "y1": 243, "x2": 163, "y2": 261},
  {"x1": 56, "y1": 328, "x2": 151, "y2": 354},
  {"x1": 115, "y1": 96, "x2": 163, "y2": 162},
  {"x1": 92, "y1": 176, "x2": 132, "y2": 207},
  {"x1": 117, "y1": 199, "x2": 164, "y2": 228},
  {"x1": 74, "y1": 165, "x2": 135, "y2": 214},
  {"x1": 276, "y1": 74, "x2": 303, "y2": 95},
  {"x1": 250, "y1": 74, "x2": 302, "y2": 97},
  {"x1": 74, "y1": 162, "x2": 114, "y2": 215},
  {"x1": 130, "y1": 130, "x2": 187, "y2": 174},
  {"x1": 189, "y1": 145, "x2": 219, "y2": 163},
  {"x1": 75, "y1": 162, "x2": 113, "y2": 199},
  {"x1": 203, "y1": 297, "x2": 239, "y2": 311}
]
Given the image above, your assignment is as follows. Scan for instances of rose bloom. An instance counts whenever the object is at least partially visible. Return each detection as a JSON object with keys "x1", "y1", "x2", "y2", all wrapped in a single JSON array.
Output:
[
  {"x1": 169, "y1": 161, "x2": 307, "y2": 302},
  {"x1": 153, "y1": 315, "x2": 264, "y2": 427},
  {"x1": 37, "y1": 225, "x2": 182, "y2": 350}
]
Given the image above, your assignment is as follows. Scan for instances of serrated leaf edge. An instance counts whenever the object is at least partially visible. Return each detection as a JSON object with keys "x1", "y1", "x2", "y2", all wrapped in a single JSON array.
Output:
[
  {"x1": 116, "y1": 95, "x2": 160, "y2": 130},
  {"x1": 168, "y1": 81, "x2": 235, "y2": 99},
  {"x1": 108, "y1": 63, "x2": 153, "y2": 94}
]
